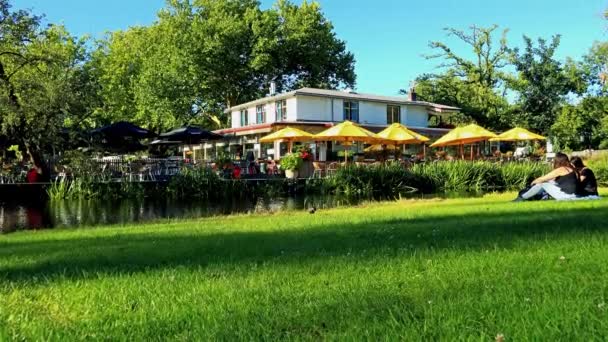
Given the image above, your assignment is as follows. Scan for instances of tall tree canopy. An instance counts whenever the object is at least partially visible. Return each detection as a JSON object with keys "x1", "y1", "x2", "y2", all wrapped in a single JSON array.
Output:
[
  {"x1": 412, "y1": 25, "x2": 511, "y2": 129},
  {"x1": 93, "y1": 0, "x2": 356, "y2": 131},
  {"x1": 508, "y1": 35, "x2": 579, "y2": 135},
  {"x1": 0, "y1": 0, "x2": 87, "y2": 153},
  {"x1": 411, "y1": 25, "x2": 596, "y2": 144}
]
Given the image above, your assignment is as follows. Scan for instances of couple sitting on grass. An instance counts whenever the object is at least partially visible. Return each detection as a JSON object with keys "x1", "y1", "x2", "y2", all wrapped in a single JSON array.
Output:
[{"x1": 514, "y1": 152, "x2": 599, "y2": 202}]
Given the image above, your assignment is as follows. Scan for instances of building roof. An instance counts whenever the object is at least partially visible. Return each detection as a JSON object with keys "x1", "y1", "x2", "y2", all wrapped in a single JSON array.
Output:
[
  {"x1": 214, "y1": 121, "x2": 451, "y2": 137},
  {"x1": 225, "y1": 87, "x2": 461, "y2": 113}
]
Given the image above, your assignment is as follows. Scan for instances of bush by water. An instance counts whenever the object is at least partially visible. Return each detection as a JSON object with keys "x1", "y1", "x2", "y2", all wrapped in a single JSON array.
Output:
[{"x1": 48, "y1": 161, "x2": 552, "y2": 199}]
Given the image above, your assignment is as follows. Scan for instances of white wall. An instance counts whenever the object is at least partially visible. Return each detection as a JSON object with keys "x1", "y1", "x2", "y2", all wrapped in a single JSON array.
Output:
[
  {"x1": 231, "y1": 101, "x2": 280, "y2": 128},
  {"x1": 231, "y1": 95, "x2": 432, "y2": 128},
  {"x1": 231, "y1": 111, "x2": 241, "y2": 128},
  {"x1": 359, "y1": 101, "x2": 387, "y2": 125},
  {"x1": 405, "y1": 105, "x2": 429, "y2": 127},
  {"x1": 296, "y1": 95, "x2": 333, "y2": 121},
  {"x1": 294, "y1": 97, "x2": 429, "y2": 126},
  {"x1": 332, "y1": 99, "x2": 343, "y2": 122},
  {"x1": 248, "y1": 107, "x2": 255, "y2": 126},
  {"x1": 286, "y1": 97, "x2": 297, "y2": 121},
  {"x1": 267, "y1": 102, "x2": 277, "y2": 124}
]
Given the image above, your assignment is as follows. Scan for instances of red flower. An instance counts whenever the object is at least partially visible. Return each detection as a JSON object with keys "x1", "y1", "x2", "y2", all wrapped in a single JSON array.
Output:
[{"x1": 300, "y1": 151, "x2": 311, "y2": 161}]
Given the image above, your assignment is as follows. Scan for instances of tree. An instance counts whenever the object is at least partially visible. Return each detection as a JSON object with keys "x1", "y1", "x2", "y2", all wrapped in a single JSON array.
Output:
[
  {"x1": 411, "y1": 72, "x2": 482, "y2": 126},
  {"x1": 416, "y1": 25, "x2": 511, "y2": 129},
  {"x1": 551, "y1": 96, "x2": 608, "y2": 150},
  {"x1": 190, "y1": 0, "x2": 356, "y2": 108},
  {"x1": 273, "y1": 0, "x2": 356, "y2": 91},
  {"x1": 508, "y1": 35, "x2": 578, "y2": 135},
  {"x1": 92, "y1": 1, "x2": 207, "y2": 132},
  {"x1": 93, "y1": 0, "x2": 357, "y2": 130},
  {"x1": 0, "y1": 1, "x2": 87, "y2": 156},
  {"x1": 580, "y1": 41, "x2": 608, "y2": 96}
]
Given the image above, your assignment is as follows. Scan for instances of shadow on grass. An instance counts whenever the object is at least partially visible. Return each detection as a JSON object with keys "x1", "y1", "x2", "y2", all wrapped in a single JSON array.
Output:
[{"x1": 0, "y1": 205, "x2": 607, "y2": 283}]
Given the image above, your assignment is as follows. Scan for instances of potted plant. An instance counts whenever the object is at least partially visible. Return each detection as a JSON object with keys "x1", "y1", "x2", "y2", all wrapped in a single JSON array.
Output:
[
  {"x1": 280, "y1": 153, "x2": 303, "y2": 179},
  {"x1": 293, "y1": 145, "x2": 313, "y2": 178},
  {"x1": 214, "y1": 151, "x2": 233, "y2": 178}
]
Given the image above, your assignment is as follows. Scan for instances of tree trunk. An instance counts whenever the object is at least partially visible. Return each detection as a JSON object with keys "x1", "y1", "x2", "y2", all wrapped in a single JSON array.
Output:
[{"x1": 0, "y1": 60, "x2": 19, "y2": 107}]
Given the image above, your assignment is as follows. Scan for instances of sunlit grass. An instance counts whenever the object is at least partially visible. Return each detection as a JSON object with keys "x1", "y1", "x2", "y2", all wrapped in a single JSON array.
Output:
[{"x1": 1, "y1": 191, "x2": 608, "y2": 340}]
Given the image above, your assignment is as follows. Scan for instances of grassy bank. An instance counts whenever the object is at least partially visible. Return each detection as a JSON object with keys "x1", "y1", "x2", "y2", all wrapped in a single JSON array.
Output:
[{"x1": 1, "y1": 192, "x2": 608, "y2": 340}]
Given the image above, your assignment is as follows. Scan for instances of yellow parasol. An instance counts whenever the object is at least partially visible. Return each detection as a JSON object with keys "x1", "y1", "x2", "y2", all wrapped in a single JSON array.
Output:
[
  {"x1": 314, "y1": 121, "x2": 379, "y2": 161},
  {"x1": 430, "y1": 124, "x2": 497, "y2": 159},
  {"x1": 364, "y1": 144, "x2": 397, "y2": 152},
  {"x1": 430, "y1": 124, "x2": 497, "y2": 147},
  {"x1": 376, "y1": 123, "x2": 429, "y2": 144},
  {"x1": 489, "y1": 127, "x2": 546, "y2": 142},
  {"x1": 259, "y1": 126, "x2": 314, "y2": 153},
  {"x1": 376, "y1": 123, "x2": 430, "y2": 159}
]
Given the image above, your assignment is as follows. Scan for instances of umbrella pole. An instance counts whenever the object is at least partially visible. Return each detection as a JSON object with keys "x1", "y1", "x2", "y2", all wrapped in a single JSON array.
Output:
[
  {"x1": 423, "y1": 144, "x2": 426, "y2": 160},
  {"x1": 345, "y1": 142, "x2": 349, "y2": 163},
  {"x1": 288, "y1": 141, "x2": 293, "y2": 154},
  {"x1": 470, "y1": 144, "x2": 474, "y2": 160}
]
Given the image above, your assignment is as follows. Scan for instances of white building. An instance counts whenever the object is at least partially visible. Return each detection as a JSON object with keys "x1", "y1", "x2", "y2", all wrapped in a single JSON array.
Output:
[{"x1": 212, "y1": 87, "x2": 459, "y2": 160}]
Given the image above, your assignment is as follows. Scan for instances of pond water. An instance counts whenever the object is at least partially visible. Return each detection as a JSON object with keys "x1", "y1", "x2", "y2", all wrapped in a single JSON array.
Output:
[{"x1": 0, "y1": 192, "x2": 484, "y2": 233}]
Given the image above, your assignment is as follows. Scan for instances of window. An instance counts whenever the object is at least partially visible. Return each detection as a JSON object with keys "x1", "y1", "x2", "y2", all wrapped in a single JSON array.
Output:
[
  {"x1": 343, "y1": 101, "x2": 359, "y2": 122},
  {"x1": 240, "y1": 109, "x2": 248, "y2": 127},
  {"x1": 256, "y1": 105, "x2": 266, "y2": 124},
  {"x1": 387, "y1": 105, "x2": 401, "y2": 124},
  {"x1": 275, "y1": 100, "x2": 287, "y2": 121}
]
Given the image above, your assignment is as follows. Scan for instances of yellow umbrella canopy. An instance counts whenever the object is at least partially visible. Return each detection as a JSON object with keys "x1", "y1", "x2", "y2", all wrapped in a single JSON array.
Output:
[
  {"x1": 315, "y1": 121, "x2": 380, "y2": 162},
  {"x1": 430, "y1": 124, "x2": 497, "y2": 147},
  {"x1": 376, "y1": 123, "x2": 430, "y2": 144},
  {"x1": 489, "y1": 127, "x2": 546, "y2": 142},
  {"x1": 314, "y1": 121, "x2": 379, "y2": 143},
  {"x1": 259, "y1": 126, "x2": 314, "y2": 143},
  {"x1": 364, "y1": 144, "x2": 397, "y2": 152}
]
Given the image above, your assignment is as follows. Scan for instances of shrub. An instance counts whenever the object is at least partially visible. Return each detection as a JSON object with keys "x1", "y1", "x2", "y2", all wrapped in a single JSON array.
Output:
[
  {"x1": 411, "y1": 161, "x2": 549, "y2": 192},
  {"x1": 500, "y1": 162, "x2": 550, "y2": 189},
  {"x1": 323, "y1": 163, "x2": 422, "y2": 197},
  {"x1": 167, "y1": 167, "x2": 224, "y2": 199},
  {"x1": 280, "y1": 153, "x2": 303, "y2": 171},
  {"x1": 47, "y1": 178, "x2": 147, "y2": 200},
  {"x1": 214, "y1": 150, "x2": 232, "y2": 169},
  {"x1": 585, "y1": 155, "x2": 608, "y2": 185}
]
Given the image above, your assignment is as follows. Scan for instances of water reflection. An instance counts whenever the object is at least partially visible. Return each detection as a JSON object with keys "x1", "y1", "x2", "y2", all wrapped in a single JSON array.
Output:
[
  {"x1": 0, "y1": 196, "x2": 359, "y2": 233},
  {"x1": 0, "y1": 191, "x2": 485, "y2": 233}
]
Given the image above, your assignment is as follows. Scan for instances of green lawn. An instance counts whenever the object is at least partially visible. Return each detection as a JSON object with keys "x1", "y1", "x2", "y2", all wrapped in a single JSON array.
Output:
[{"x1": 1, "y1": 192, "x2": 608, "y2": 340}]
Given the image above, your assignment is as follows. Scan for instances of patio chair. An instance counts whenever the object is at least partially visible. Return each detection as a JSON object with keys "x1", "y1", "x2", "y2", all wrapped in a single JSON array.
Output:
[
  {"x1": 326, "y1": 162, "x2": 339, "y2": 176},
  {"x1": 312, "y1": 161, "x2": 326, "y2": 178}
]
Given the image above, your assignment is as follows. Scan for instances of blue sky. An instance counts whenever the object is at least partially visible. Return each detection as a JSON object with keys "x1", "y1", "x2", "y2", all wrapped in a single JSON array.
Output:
[{"x1": 15, "y1": 0, "x2": 608, "y2": 95}]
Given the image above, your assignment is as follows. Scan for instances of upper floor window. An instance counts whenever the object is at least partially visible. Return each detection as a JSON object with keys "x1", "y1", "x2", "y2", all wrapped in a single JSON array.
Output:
[
  {"x1": 276, "y1": 100, "x2": 287, "y2": 121},
  {"x1": 343, "y1": 100, "x2": 359, "y2": 122},
  {"x1": 240, "y1": 109, "x2": 248, "y2": 127},
  {"x1": 387, "y1": 105, "x2": 401, "y2": 124},
  {"x1": 256, "y1": 105, "x2": 266, "y2": 124}
]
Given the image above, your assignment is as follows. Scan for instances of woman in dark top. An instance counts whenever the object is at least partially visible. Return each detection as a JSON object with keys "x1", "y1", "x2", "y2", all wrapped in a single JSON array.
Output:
[
  {"x1": 571, "y1": 156, "x2": 599, "y2": 197},
  {"x1": 514, "y1": 152, "x2": 578, "y2": 201}
]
